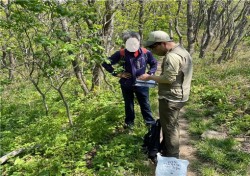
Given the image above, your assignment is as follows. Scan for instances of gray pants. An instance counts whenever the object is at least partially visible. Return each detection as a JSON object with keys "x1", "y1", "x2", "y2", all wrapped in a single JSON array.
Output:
[{"x1": 159, "y1": 99, "x2": 185, "y2": 158}]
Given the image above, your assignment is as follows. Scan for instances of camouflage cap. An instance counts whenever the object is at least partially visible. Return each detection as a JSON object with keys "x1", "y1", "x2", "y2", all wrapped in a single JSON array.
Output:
[{"x1": 144, "y1": 31, "x2": 172, "y2": 47}]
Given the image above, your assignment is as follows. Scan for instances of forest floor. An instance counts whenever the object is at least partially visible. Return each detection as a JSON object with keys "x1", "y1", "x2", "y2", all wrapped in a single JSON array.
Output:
[
  {"x1": 147, "y1": 109, "x2": 199, "y2": 176},
  {"x1": 179, "y1": 109, "x2": 199, "y2": 176}
]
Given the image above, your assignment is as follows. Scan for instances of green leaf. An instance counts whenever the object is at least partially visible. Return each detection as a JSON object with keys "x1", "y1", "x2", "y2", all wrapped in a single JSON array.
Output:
[{"x1": 14, "y1": 157, "x2": 25, "y2": 165}]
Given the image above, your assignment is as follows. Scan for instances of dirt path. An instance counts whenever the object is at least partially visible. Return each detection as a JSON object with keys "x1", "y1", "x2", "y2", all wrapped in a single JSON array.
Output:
[
  {"x1": 147, "y1": 109, "x2": 199, "y2": 176},
  {"x1": 179, "y1": 109, "x2": 198, "y2": 176}
]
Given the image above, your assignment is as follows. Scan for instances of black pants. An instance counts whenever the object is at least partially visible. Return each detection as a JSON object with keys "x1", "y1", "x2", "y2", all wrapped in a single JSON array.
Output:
[{"x1": 121, "y1": 85, "x2": 155, "y2": 125}]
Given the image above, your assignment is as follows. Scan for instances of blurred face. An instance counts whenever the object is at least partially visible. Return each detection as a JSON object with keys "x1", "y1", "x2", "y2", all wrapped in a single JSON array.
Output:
[
  {"x1": 125, "y1": 38, "x2": 140, "y2": 52},
  {"x1": 148, "y1": 42, "x2": 166, "y2": 56}
]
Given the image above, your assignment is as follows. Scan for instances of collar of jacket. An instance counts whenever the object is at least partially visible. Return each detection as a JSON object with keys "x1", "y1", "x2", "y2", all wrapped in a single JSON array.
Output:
[{"x1": 125, "y1": 48, "x2": 143, "y2": 58}]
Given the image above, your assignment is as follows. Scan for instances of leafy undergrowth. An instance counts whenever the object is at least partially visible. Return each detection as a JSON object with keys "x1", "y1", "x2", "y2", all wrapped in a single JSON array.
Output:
[
  {"x1": 185, "y1": 55, "x2": 250, "y2": 176},
  {"x1": 0, "y1": 78, "x2": 155, "y2": 175},
  {"x1": 1, "y1": 55, "x2": 250, "y2": 176}
]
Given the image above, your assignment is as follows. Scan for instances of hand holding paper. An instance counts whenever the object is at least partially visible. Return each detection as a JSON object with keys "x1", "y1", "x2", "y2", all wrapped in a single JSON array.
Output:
[{"x1": 138, "y1": 74, "x2": 151, "y2": 81}]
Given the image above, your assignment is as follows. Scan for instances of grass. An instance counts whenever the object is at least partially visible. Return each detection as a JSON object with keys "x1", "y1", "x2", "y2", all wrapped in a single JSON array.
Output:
[
  {"x1": 1, "y1": 52, "x2": 250, "y2": 175},
  {"x1": 185, "y1": 53, "x2": 250, "y2": 176},
  {"x1": 0, "y1": 77, "x2": 156, "y2": 175}
]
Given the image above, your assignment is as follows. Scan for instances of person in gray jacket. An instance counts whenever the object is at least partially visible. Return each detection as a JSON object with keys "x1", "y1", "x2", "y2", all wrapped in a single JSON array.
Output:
[{"x1": 139, "y1": 31, "x2": 193, "y2": 158}]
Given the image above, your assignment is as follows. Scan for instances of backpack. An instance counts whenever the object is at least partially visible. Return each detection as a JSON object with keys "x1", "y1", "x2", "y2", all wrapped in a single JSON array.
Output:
[{"x1": 142, "y1": 119, "x2": 162, "y2": 163}]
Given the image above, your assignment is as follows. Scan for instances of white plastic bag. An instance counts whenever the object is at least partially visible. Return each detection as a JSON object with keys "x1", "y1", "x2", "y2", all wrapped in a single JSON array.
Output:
[{"x1": 155, "y1": 153, "x2": 189, "y2": 176}]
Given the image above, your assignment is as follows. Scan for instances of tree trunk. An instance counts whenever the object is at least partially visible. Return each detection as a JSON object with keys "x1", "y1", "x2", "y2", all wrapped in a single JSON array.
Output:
[
  {"x1": 8, "y1": 51, "x2": 15, "y2": 80},
  {"x1": 1, "y1": 145, "x2": 40, "y2": 165},
  {"x1": 1, "y1": 45, "x2": 7, "y2": 69},
  {"x1": 104, "y1": 0, "x2": 115, "y2": 54},
  {"x1": 91, "y1": 64, "x2": 102, "y2": 91},
  {"x1": 217, "y1": 2, "x2": 250, "y2": 63},
  {"x1": 174, "y1": 0, "x2": 183, "y2": 46},
  {"x1": 71, "y1": 59, "x2": 89, "y2": 95},
  {"x1": 50, "y1": 77, "x2": 73, "y2": 127},
  {"x1": 213, "y1": 1, "x2": 241, "y2": 53},
  {"x1": 138, "y1": 0, "x2": 144, "y2": 44},
  {"x1": 30, "y1": 79, "x2": 49, "y2": 116},
  {"x1": 96, "y1": 0, "x2": 115, "y2": 91},
  {"x1": 2, "y1": 1, "x2": 15, "y2": 80},
  {"x1": 187, "y1": 0, "x2": 195, "y2": 55},
  {"x1": 1, "y1": 148, "x2": 25, "y2": 165},
  {"x1": 199, "y1": 0, "x2": 232, "y2": 58},
  {"x1": 193, "y1": 0, "x2": 206, "y2": 47},
  {"x1": 59, "y1": 7, "x2": 89, "y2": 95},
  {"x1": 57, "y1": 87, "x2": 73, "y2": 126},
  {"x1": 199, "y1": 0, "x2": 218, "y2": 58},
  {"x1": 166, "y1": 5, "x2": 174, "y2": 39}
]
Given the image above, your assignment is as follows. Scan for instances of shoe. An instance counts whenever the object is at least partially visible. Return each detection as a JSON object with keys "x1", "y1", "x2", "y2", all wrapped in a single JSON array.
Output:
[
  {"x1": 123, "y1": 123, "x2": 134, "y2": 130},
  {"x1": 150, "y1": 156, "x2": 157, "y2": 165},
  {"x1": 146, "y1": 121, "x2": 156, "y2": 127},
  {"x1": 145, "y1": 120, "x2": 156, "y2": 126}
]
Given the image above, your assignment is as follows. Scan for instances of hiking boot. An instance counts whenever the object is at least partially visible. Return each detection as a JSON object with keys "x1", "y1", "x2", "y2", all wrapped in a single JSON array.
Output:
[
  {"x1": 150, "y1": 156, "x2": 157, "y2": 165},
  {"x1": 123, "y1": 123, "x2": 134, "y2": 130},
  {"x1": 146, "y1": 121, "x2": 156, "y2": 129},
  {"x1": 146, "y1": 120, "x2": 156, "y2": 126}
]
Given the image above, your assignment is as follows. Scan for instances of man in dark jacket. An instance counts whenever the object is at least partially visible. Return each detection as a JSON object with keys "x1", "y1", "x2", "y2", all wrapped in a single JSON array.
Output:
[{"x1": 102, "y1": 31, "x2": 158, "y2": 129}]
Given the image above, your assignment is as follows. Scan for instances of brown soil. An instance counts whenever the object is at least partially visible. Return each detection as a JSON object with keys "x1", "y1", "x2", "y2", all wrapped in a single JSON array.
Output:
[
  {"x1": 147, "y1": 109, "x2": 199, "y2": 176},
  {"x1": 179, "y1": 109, "x2": 198, "y2": 176}
]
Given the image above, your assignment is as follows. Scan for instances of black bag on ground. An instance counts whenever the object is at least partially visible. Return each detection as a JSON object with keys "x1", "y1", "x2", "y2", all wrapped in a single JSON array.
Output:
[{"x1": 142, "y1": 119, "x2": 162, "y2": 162}]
